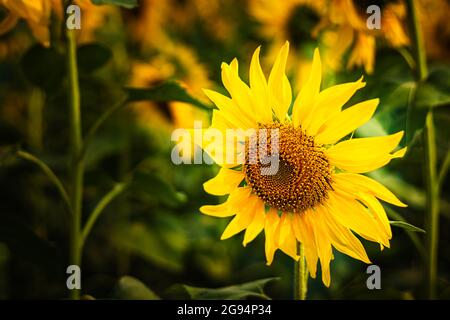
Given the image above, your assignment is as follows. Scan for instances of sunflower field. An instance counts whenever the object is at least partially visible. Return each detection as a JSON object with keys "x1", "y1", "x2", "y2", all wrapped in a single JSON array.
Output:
[{"x1": 0, "y1": 0, "x2": 449, "y2": 301}]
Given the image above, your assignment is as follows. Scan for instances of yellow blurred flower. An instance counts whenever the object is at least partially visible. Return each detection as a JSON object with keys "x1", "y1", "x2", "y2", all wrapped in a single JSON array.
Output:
[
  {"x1": 130, "y1": 42, "x2": 212, "y2": 132},
  {"x1": 418, "y1": 0, "x2": 450, "y2": 61},
  {"x1": 0, "y1": 0, "x2": 53, "y2": 46},
  {"x1": 249, "y1": 0, "x2": 325, "y2": 91},
  {"x1": 319, "y1": 0, "x2": 409, "y2": 74},
  {"x1": 199, "y1": 43, "x2": 407, "y2": 286}
]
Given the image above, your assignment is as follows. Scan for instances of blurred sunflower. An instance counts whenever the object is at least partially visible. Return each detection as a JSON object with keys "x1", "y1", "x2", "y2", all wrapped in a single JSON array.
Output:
[
  {"x1": 249, "y1": 0, "x2": 325, "y2": 90},
  {"x1": 418, "y1": 0, "x2": 450, "y2": 62},
  {"x1": 130, "y1": 42, "x2": 211, "y2": 132},
  {"x1": 318, "y1": 0, "x2": 409, "y2": 74},
  {"x1": 199, "y1": 43, "x2": 406, "y2": 286},
  {"x1": 0, "y1": 0, "x2": 53, "y2": 46}
]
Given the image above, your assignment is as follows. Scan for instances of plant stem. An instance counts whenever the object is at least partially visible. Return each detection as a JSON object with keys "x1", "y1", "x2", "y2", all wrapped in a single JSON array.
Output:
[
  {"x1": 406, "y1": 0, "x2": 427, "y2": 81},
  {"x1": 17, "y1": 150, "x2": 71, "y2": 211},
  {"x1": 406, "y1": 0, "x2": 439, "y2": 299},
  {"x1": 294, "y1": 242, "x2": 308, "y2": 300},
  {"x1": 66, "y1": 25, "x2": 83, "y2": 300},
  {"x1": 424, "y1": 112, "x2": 439, "y2": 299},
  {"x1": 81, "y1": 182, "x2": 128, "y2": 246}
]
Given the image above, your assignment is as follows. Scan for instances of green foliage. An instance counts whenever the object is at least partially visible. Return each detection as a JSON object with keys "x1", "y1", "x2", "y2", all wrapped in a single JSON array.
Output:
[
  {"x1": 390, "y1": 221, "x2": 426, "y2": 233},
  {"x1": 113, "y1": 276, "x2": 160, "y2": 300},
  {"x1": 77, "y1": 44, "x2": 112, "y2": 74},
  {"x1": 91, "y1": 0, "x2": 138, "y2": 8},
  {"x1": 168, "y1": 278, "x2": 279, "y2": 300},
  {"x1": 20, "y1": 45, "x2": 65, "y2": 91},
  {"x1": 126, "y1": 81, "x2": 212, "y2": 111}
]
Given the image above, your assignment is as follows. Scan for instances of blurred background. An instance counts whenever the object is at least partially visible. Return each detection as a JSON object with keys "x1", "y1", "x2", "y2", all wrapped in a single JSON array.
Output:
[{"x1": 0, "y1": 0, "x2": 449, "y2": 299}]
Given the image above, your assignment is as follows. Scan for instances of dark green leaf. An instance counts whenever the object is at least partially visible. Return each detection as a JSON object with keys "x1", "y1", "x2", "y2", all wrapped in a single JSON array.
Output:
[
  {"x1": 77, "y1": 43, "x2": 112, "y2": 74},
  {"x1": 390, "y1": 220, "x2": 426, "y2": 233},
  {"x1": 415, "y1": 67, "x2": 450, "y2": 109},
  {"x1": 91, "y1": 0, "x2": 138, "y2": 8},
  {"x1": 20, "y1": 45, "x2": 65, "y2": 91},
  {"x1": 126, "y1": 81, "x2": 212, "y2": 111},
  {"x1": 171, "y1": 278, "x2": 278, "y2": 300},
  {"x1": 114, "y1": 276, "x2": 160, "y2": 300}
]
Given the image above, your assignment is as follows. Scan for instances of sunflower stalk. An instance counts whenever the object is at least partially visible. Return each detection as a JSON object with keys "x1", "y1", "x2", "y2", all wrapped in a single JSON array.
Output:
[
  {"x1": 406, "y1": 0, "x2": 439, "y2": 299},
  {"x1": 294, "y1": 242, "x2": 308, "y2": 300},
  {"x1": 66, "y1": 18, "x2": 83, "y2": 300}
]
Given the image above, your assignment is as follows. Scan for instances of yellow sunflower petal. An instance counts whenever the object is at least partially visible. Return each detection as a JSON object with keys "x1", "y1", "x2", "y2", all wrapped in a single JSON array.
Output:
[
  {"x1": 203, "y1": 168, "x2": 244, "y2": 196},
  {"x1": 310, "y1": 207, "x2": 333, "y2": 287},
  {"x1": 249, "y1": 46, "x2": 272, "y2": 123},
  {"x1": 293, "y1": 212, "x2": 318, "y2": 278},
  {"x1": 243, "y1": 200, "x2": 266, "y2": 246},
  {"x1": 292, "y1": 48, "x2": 322, "y2": 128},
  {"x1": 303, "y1": 77, "x2": 366, "y2": 136},
  {"x1": 325, "y1": 131, "x2": 405, "y2": 173},
  {"x1": 326, "y1": 190, "x2": 390, "y2": 247},
  {"x1": 274, "y1": 213, "x2": 299, "y2": 260},
  {"x1": 221, "y1": 194, "x2": 260, "y2": 240},
  {"x1": 333, "y1": 173, "x2": 407, "y2": 207},
  {"x1": 356, "y1": 192, "x2": 392, "y2": 239},
  {"x1": 268, "y1": 41, "x2": 291, "y2": 121},
  {"x1": 203, "y1": 89, "x2": 256, "y2": 129},
  {"x1": 322, "y1": 206, "x2": 371, "y2": 263},
  {"x1": 221, "y1": 61, "x2": 256, "y2": 117},
  {"x1": 264, "y1": 207, "x2": 280, "y2": 265},
  {"x1": 200, "y1": 187, "x2": 251, "y2": 217},
  {"x1": 315, "y1": 98, "x2": 379, "y2": 145}
]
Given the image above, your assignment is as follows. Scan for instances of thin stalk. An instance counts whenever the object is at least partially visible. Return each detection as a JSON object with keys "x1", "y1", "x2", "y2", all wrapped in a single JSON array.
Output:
[
  {"x1": 27, "y1": 89, "x2": 44, "y2": 151},
  {"x1": 66, "y1": 25, "x2": 83, "y2": 300},
  {"x1": 294, "y1": 242, "x2": 308, "y2": 300},
  {"x1": 406, "y1": 0, "x2": 427, "y2": 81},
  {"x1": 17, "y1": 150, "x2": 71, "y2": 211},
  {"x1": 406, "y1": 0, "x2": 439, "y2": 299},
  {"x1": 81, "y1": 182, "x2": 128, "y2": 246},
  {"x1": 424, "y1": 112, "x2": 439, "y2": 299}
]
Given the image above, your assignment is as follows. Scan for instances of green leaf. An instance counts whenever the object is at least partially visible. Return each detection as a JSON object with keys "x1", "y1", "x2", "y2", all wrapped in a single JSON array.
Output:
[
  {"x1": 91, "y1": 0, "x2": 138, "y2": 8},
  {"x1": 20, "y1": 45, "x2": 65, "y2": 91},
  {"x1": 126, "y1": 81, "x2": 212, "y2": 111},
  {"x1": 114, "y1": 276, "x2": 160, "y2": 300},
  {"x1": 390, "y1": 221, "x2": 426, "y2": 233},
  {"x1": 415, "y1": 67, "x2": 450, "y2": 109},
  {"x1": 131, "y1": 171, "x2": 187, "y2": 207},
  {"x1": 77, "y1": 43, "x2": 112, "y2": 74},
  {"x1": 171, "y1": 278, "x2": 278, "y2": 300}
]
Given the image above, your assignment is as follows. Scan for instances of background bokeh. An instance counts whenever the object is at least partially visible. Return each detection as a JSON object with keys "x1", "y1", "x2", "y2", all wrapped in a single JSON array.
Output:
[{"x1": 0, "y1": 0, "x2": 449, "y2": 299}]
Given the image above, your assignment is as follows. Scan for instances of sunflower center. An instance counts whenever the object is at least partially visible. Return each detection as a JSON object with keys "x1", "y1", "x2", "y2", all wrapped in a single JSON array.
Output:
[{"x1": 244, "y1": 123, "x2": 333, "y2": 213}]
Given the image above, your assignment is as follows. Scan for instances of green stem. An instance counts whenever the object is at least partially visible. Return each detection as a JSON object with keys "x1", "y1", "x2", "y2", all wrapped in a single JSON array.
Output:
[
  {"x1": 27, "y1": 89, "x2": 44, "y2": 151},
  {"x1": 407, "y1": 0, "x2": 439, "y2": 299},
  {"x1": 406, "y1": 0, "x2": 427, "y2": 81},
  {"x1": 294, "y1": 242, "x2": 308, "y2": 300},
  {"x1": 79, "y1": 95, "x2": 127, "y2": 161},
  {"x1": 66, "y1": 25, "x2": 83, "y2": 300},
  {"x1": 81, "y1": 182, "x2": 128, "y2": 246},
  {"x1": 424, "y1": 112, "x2": 439, "y2": 299},
  {"x1": 17, "y1": 150, "x2": 71, "y2": 211}
]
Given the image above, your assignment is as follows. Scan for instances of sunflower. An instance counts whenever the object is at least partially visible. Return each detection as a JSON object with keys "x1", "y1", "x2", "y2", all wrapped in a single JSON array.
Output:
[
  {"x1": 198, "y1": 43, "x2": 407, "y2": 286},
  {"x1": 0, "y1": 0, "x2": 52, "y2": 46},
  {"x1": 318, "y1": 0, "x2": 409, "y2": 74},
  {"x1": 130, "y1": 42, "x2": 211, "y2": 131},
  {"x1": 249, "y1": 0, "x2": 325, "y2": 91},
  {"x1": 418, "y1": 0, "x2": 450, "y2": 62}
]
